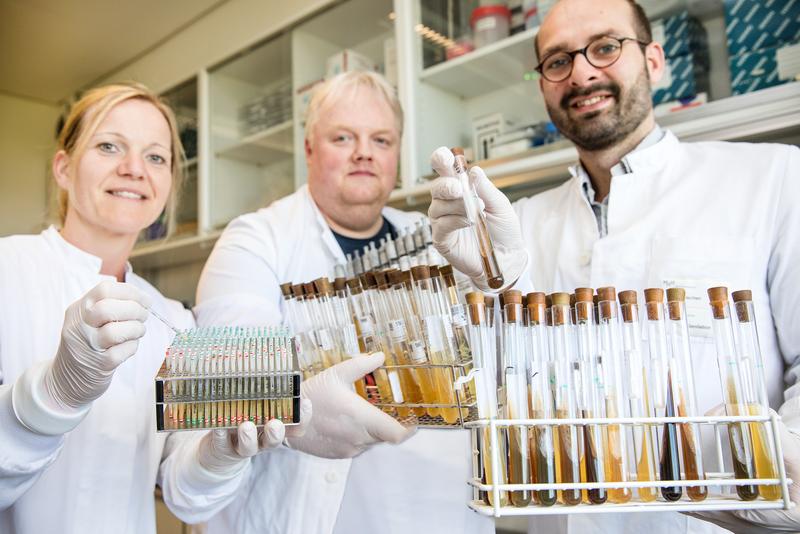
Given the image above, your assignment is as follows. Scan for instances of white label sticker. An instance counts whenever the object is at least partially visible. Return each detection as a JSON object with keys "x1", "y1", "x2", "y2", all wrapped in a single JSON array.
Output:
[
  {"x1": 662, "y1": 278, "x2": 715, "y2": 339},
  {"x1": 475, "y1": 16, "x2": 497, "y2": 32},
  {"x1": 409, "y1": 340, "x2": 428, "y2": 364},
  {"x1": 424, "y1": 316, "x2": 445, "y2": 353},
  {"x1": 388, "y1": 319, "x2": 407, "y2": 341},
  {"x1": 442, "y1": 314, "x2": 455, "y2": 342},
  {"x1": 451, "y1": 305, "x2": 467, "y2": 327},
  {"x1": 387, "y1": 371, "x2": 404, "y2": 403},
  {"x1": 357, "y1": 315, "x2": 374, "y2": 335},
  {"x1": 316, "y1": 328, "x2": 334, "y2": 350},
  {"x1": 343, "y1": 324, "x2": 360, "y2": 356}
]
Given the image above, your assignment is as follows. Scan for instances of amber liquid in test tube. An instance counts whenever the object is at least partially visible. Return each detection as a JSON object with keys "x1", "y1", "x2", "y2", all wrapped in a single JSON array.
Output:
[
  {"x1": 596, "y1": 287, "x2": 633, "y2": 504},
  {"x1": 573, "y1": 288, "x2": 608, "y2": 505},
  {"x1": 550, "y1": 293, "x2": 583, "y2": 505},
  {"x1": 450, "y1": 147, "x2": 504, "y2": 290},
  {"x1": 526, "y1": 293, "x2": 558, "y2": 506},
  {"x1": 502, "y1": 290, "x2": 533, "y2": 506},
  {"x1": 731, "y1": 290, "x2": 780, "y2": 501},
  {"x1": 708, "y1": 287, "x2": 759, "y2": 501},
  {"x1": 411, "y1": 266, "x2": 461, "y2": 424},
  {"x1": 666, "y1": 288, "x2": 708, "y2": 502},
  {"x1": 618, "y1": 290, "x2": 658, "y2": 503},
  {"x1": 467, "y1": 291, "x2": 509, "y2": 507},
  {"x1": 644, "y1": 288, "x2": 683, "y2": 502}
]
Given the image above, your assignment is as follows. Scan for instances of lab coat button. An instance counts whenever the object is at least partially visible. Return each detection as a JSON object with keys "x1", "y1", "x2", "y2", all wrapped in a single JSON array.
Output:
[{"x1": 325, "y1": 471, "x2": 338, "y2": 483}]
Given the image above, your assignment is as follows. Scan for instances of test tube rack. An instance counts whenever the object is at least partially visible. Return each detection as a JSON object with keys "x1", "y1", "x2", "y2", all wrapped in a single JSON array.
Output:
[
  {"x1": 155, "y1": 327, "x2": 302, "y2": 432},
  {"x1": 466, "y1": 412, "x2": 795, "y2": 516}
]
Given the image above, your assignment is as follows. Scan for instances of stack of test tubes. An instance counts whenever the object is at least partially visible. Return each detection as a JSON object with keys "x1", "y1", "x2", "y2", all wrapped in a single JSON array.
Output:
[
  {"x1": 466, "y1": 286, "x2": 790, "y2": 515},
  {"x1": 155, "y1": 327, "x2": 302, "y2": 432},
  {"x1": 337, "y1": 220, "x2": 448, "y2": 279},
  {"x1": 281, "y1": 264, "x2": 478, "y2": 427}
]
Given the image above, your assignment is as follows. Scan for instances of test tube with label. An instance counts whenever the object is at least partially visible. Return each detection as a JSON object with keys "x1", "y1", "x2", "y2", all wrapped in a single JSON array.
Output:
[
  {"x1": 467, "y1": 291, "x2": 509, "y2": 506},
  {"x1": 550, "y1": 292, "x2": 583, "y2": 505},
  {"x1": 731, "y1": 290, "x2": 780, "y2": 500},
  {"x1": 450, "y1": 147, "x2": 504, "y2": 290},
  {"x1": 596, "y1": 287, "x2": 633, "y2": 504},
  {"x1": 644, "y1": 288, "x2": 683, "y2": 501},
  {"x1": 526, "y1": 292, "x2": 558, "y2": 506},
  {"x1": 574, "y1": 288, "x2": 608, "y2": 505},
  {"x1": 665, "y1": 288, "x2": 707, "y2": 501},
  {"x1": 708, "y1": 287, "x2": 759, "y2": 500},
  {"x1": 502, "y1": 290, "x2": 533, "y2": 506},
  {"x1": 618, "y1": 290, "x2": 658, "y2": 503}
]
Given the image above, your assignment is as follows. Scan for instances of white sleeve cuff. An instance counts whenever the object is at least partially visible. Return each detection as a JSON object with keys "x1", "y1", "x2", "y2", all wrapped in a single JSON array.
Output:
[
  {"x1": 0, "y1": 384, "x2": 63, "y2": 472},
  {"x1": 11, "y1": 361, "x2": 90, "y2": 436}
]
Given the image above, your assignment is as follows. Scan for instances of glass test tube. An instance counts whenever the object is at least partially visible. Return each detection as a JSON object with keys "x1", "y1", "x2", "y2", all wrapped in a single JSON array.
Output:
[
  {"x1": 596, "y1": 287, "x2": 633, "y2": 503},
  {"x1": 618, "y1": 290, "x2": 658, "y2": 502},
  {"x1": 731, "y1": 290, "x2": 780, "y2": 500},
  {"x1": 664, "y1": 288, "x2": 708, "y2": 501},
  {"x1": 526, "y1": 293, "x2": 558, "y2": 506},
  {"x1": 708, "y1": 287, "x2": 758, "y2": 501},
  {"x1": 411, "y1": 265, "x2": 461, "y2": 424},
  {"x1": 644, "y1": 288, "x2": 683, "y2": 501},
  {"x1": 467, "y1": 291, "x2": 509, "y2": 507},
  {"x1": 441, "y1": 265, "x2": 476, "y2": 402},
  {"x1": 574, "y1": 288, "x2": 608, "y2": 504},
  {"x1": 502, "y1": 290, "x2": 533, "y2": 506},
  {"x1": 550, "y1": 292, "x2": 583, "y2": 505},
  {"x1": 450, "y1": 147, "x2": 504, "y2": 290}
]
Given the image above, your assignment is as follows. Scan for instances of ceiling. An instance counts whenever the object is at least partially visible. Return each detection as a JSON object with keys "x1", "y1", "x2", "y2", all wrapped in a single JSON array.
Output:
[{"x1": 0, "y1": 0, "x2": 228, "y2": 104}]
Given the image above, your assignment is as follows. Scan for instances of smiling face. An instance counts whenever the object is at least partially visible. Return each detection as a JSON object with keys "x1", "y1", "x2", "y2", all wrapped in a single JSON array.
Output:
[
  {"x1": 537, "y1": 0, "x2": 664, "y2": 151},
  {"x1": 53, "y1": 98, "x2": 174, "y2": 241},
  {"x1": 305, "y1": 85, "x2": 400, "y2": 234}
]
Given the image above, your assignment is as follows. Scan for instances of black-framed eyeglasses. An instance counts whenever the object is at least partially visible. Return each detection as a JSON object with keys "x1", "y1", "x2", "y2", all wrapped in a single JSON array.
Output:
[{"x1": 535, "y1": 36, "x2": 650, "y2": 82}]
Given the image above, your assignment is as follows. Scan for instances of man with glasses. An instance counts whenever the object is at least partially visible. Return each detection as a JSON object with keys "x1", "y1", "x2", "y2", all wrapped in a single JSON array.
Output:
[{"x1": 428, "y1": 0, "x2": 800, "y2": 532}]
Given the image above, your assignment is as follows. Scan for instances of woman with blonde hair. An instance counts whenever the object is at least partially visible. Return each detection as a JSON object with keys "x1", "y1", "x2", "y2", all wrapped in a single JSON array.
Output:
[{"x1": 0, "y1": 82, "x2": 306, "y2": 533}]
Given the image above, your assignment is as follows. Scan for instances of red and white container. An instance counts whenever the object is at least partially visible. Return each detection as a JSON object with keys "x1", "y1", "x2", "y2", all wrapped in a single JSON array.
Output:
[{"x1": 470, "y1": 5, "x2": 512, "y2": 49}]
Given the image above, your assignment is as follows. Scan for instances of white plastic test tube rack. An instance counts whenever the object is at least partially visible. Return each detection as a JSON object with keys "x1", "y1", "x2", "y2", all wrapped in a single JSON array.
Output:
[
  {"x1": 466, "y1": 412, "x2": 794, "y2": 516},
  {"x1": 155, "y1": 327, "x2": 302, "y2": 432}
]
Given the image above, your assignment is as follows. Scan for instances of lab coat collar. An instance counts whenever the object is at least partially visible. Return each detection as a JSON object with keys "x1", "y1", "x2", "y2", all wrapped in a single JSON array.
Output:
[
  {"x1": 569, "y1": 125, "x2": 677, "y2": 183},
  {"x1": 42, "y1": 225, "x2": 134, "y2": 278},
  {"x1": 301, "y1": 184, "x2": 348, "y2": 263}
]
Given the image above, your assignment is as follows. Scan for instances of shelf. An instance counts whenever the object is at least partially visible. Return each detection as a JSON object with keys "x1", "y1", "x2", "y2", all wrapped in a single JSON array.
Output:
[
  {"x1": 131, "y1": 230, "x2": 223, "y2": 271},
  {"x1": 390, "y1": 82, "x2": 800, "y2": 204},
  {"x1": 419, "y1": 27, "x2": 539, "y2": 99},
  {"x1": 215, "y1": 120, "x2": 293, "y2": 165}
]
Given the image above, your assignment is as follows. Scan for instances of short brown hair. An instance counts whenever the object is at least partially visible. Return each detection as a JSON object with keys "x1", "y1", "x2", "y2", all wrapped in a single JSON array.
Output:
[
  {"x1": 535, "y1": 0, "x2": 652, "y2": 60},
  {"x1": 53, "y1": 82, "x2": 184, "y2": 230}
]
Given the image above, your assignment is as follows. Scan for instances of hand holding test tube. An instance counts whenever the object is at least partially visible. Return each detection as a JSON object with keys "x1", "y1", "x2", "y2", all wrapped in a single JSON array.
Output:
[{"x1": 428, "y1": 147, "x2": 528, "y2": 292}]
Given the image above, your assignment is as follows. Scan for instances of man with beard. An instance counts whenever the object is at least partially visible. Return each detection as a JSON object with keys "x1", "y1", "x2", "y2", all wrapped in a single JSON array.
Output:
[{"x1": 428, "y1": 0, "x2": 800, "y2": 533}]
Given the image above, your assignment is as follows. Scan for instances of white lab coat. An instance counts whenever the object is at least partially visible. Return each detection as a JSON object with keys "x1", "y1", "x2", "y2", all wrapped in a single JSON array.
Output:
[
  {"x1": 196, "y1": 184, "x2": 494, "y2": 534},
  {"x1": 0, "y1": 227, "x2": 249, "y2": 534},
  {"x1": 511, "y1": 130, "x2": 800, "y2": 534}
]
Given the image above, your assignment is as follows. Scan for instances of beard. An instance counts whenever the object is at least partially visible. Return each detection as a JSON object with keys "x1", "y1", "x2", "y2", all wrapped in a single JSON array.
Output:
[{"x1": 546, "y1": 67, "x2": 652, "y2": 152}]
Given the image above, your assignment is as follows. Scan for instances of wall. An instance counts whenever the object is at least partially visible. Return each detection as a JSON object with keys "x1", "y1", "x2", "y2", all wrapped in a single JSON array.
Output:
[{"x1": 0, "y1": 93, "x2": 60, "y2": 236}]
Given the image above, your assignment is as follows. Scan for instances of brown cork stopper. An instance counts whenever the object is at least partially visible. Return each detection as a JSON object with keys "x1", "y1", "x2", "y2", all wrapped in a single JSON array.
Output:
[
  {"x1": 410, "y1": 265, "x2": 430, "y2": 281},
  {"x1": 388, "y1": 270, "x2": 404, "y2": 287},
  {"x1": 373, "y1": 271, "x2": 389, "y2": 289},
  {"x1": 430, "y1": 265, "x2": 441, "y2": 278},
  {"x1": 666, "y1": 288, "x2": 685, "y2": 320},
  {"x1": 732, "y1": 290, "x2": 752, "y2": 303},
  {"x1": 545, "y1": 294, "x2": 553, "y2": 308},
  {"x1": 291, "y1": 284, "x2": 304, "y2": 299},
  {"x1": 644, "y1": 288, "x2": 664, "y2": 303},
  {"x1": 451, "y1": 147, "x2": 465, "y2": 156},
  {"x1": 361, "y1": 272, "x2": 377, "y2": 289},
  {"x1": 550, "y1": 292, "x2": 570, "y2": 326},
  {"x1": 484, "y1": 295, "x2": 496, "y2": 310},
  {"x1": 303, "y1": 282, "x2": 317, "y2": 298},
  {"x1": 313, "y1": 277, "x2": 333, "y2": 297},
  {"x1": 707, "y1": 286, "x2": 729, "y2": 320},
  {"x1": 440, "y1": 265, "x2": 456, "y2": 287},
  {"x1": 596, "y1": 286, "x2": 616, "y2": 302},
  {"x1": 526, "y1": 292, "x2": 545, "y2": 324},
  {"x1": 280, "y1": 283, "x2": 293, "y2": 298},
  {"x1": 732, "y1": 290, "x2": 752, "y2": 323},
  {"x1": 503, "y1": 290, "x2": 522, "y2": 323},
  {"x1": 333, "y1": 277, "x2": 346, "y2": 292},
  {"x1": 346, "y1": 278, "x2": 362, "y2": 295},
  {"x1": 503, "y1": 289, "x2": 523, "y2": 304},
  {"x1": 618, "y1": 290, "x2": 637, "y2": 323},
  {"x1": 401, "y1": 270, "x2": 413, "y2": 290},
  {"x1": 574, "y1": 288, "x2": 593, "y2": 303},
  {"x1": 550, "y1": 292, "x2": 570, "y2": 306},
  {"x1": 466, "y1": 292, "x2": 485, "y2": 325},
  {"x1": 643, "y1": 288, "x2": 664, "y2": 320}
]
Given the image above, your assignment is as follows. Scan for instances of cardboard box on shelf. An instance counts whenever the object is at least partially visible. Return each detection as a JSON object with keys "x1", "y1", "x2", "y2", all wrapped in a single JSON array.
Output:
[
  {"x1": 652, "y1": 53, "x2": 710, "y2": 105},
  {"x1": 652, "y1": 10, "x2": 709, "y2": 68},
  {"x1": 724, "y1": 0, "x2": 800, "y2": 57},
  {"x1": 730, "y1": 41, "x2": 800, "y2": 95}
]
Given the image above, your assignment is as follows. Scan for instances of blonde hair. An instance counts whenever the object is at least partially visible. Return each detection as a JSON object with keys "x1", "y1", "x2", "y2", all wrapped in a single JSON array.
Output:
[
  {"x1": 53, "y1": 81, "x2": 185, "y2": 230},
  {"x1": 304, "y1": 71, "x2": 403, "y2": 143}
]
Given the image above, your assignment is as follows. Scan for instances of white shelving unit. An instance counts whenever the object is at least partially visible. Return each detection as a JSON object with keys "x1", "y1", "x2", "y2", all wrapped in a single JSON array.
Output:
[{"x1": 130, "y1": 0, "x2": 800, "y2": 272}]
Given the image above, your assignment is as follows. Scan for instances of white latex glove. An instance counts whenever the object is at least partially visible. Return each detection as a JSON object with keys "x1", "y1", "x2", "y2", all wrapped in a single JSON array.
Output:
[
  {"x1": 428, "y1": 146, "x2": 528, "y2": 292},
  {"x1": 287, "y1": 352, "x2": 415, "y2": 458},
  {"x1": 12, "y1": 281, "x2": 151, "y2": 435},
  {"x1": 687, "y1": 404, "x2": 800, "y2": 533},
  {"x1": 196, "y1": 401, "x2": 311, "y2": 478}
]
